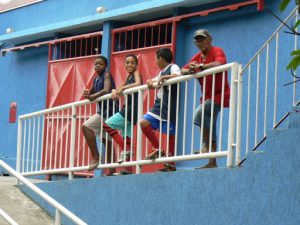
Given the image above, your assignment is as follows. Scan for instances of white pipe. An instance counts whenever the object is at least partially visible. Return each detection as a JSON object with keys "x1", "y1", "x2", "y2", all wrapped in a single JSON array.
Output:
[
  {"x1": 227, "y1": 62, "x2": 238, "y2": 167},
  {"x1": 0, "y1": 160, "x2": 87, "y2": 225},
  {"x1": 0, "y1": 208, "x2": 19, "y2": 225},
  {"x1": 69, "y1": 106, "x2": 77, "y2": 180}
]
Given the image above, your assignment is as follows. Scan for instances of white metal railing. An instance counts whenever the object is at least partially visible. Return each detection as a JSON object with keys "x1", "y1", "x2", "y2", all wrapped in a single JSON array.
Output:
[
  {"x1": 0, "y1": 208, "x2": 19, "y2": 225},
  {"x1": 16, "y1": 62, "x2": 240, "y2": 177},
  {"x1": 0, "y1": 160, "x2": 87, "y2": 225},
  {"x1": 237, "y1": 7, "x2": 300, "y2": 164}
]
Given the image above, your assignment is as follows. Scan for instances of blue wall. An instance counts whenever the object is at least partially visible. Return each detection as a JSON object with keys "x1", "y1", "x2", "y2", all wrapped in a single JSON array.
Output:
[
  {"x1": 0, "y1": 0, "x2": 298, "y2": 170},
  {"x1": 20, "y1": 106, "x2": 300, "y2": 225}
]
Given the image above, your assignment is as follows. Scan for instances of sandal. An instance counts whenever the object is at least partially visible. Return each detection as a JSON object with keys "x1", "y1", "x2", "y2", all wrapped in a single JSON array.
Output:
[
  {"x1": 87, "y1": 159, "x2": 99, "y2": 171},
  {"x1": 145, "y1": 149, "x2": 165, "y2": 160},
  {"x1": 112, "y1": 169, "x2": 133, "y2": 176},
  {"x1": 157, "y1": 163, "x2": 176, "y2": 172}
]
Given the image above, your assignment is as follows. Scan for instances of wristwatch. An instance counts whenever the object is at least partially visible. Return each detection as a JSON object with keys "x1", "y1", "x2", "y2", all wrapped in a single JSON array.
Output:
[{"x1": 199, "y1": 63, "x2": 205, "y2": 70}]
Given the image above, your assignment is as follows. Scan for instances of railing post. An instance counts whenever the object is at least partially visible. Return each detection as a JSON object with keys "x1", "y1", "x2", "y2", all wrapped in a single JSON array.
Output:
[
  {"x1": 235, "y1": 64, "x2": 243, "y2": 166},
  {"x1": 16, "y1": 118, "x2": 22, "y2": 174},
  {"x1": 227, "y1": 63, "x2": 238, "y2": 167},
  {"x1": 69, "y1": 106, "x2": 77, "y2": 180},
  {"x1": 55, "y1": 209, "x2": 61, "y2": 225},
  {"x1": 136, "y1": 90, "x2": 144, "y2": 174}
]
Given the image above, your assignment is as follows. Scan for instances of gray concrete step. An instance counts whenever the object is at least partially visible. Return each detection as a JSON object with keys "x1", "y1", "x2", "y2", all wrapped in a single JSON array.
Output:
[{"x1": 0, "y1": 176, "x2": 54, "y2": 225}]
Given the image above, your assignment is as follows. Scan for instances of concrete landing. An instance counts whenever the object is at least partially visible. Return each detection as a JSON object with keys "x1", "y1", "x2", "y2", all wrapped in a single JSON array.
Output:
[{"x1": 0, "y1": 176, "x2": 54, "y2": 225}]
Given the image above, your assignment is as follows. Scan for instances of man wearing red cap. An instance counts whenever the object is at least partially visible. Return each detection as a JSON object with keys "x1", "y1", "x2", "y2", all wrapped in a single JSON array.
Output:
[{"x1": 181, "y1": 29, "x2": 230, "y2": 169}]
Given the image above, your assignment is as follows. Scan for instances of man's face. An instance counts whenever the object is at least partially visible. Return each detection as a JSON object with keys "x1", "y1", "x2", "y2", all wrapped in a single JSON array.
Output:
[{"x1": 194, "y1": 36, "x2": 211, "y2": 52}]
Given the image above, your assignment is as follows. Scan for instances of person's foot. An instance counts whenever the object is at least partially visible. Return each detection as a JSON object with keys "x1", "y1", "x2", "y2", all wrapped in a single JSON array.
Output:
[
  {"x1": 87, "y1": 159, "x2": 99, "y2": 171},
  {"x1": 103, "y1": 168, "x2": 116, "y2": 176},
  {"x1": 117, "y1": 151, "x2": 133, "y2": 163},
  {"x1": 193, "y1": 145, "x2": 208, "y2": 154},
  {"x1": 157, "y1": 163, "x2": 176, "y2": 172},
  {"x1": 196, "y1": 163, "x2": 217, "y2": 169},
  {"x1": 145, "y1": 149, "x2": 165, "y2": 160},
  {"x1": 112, "y1": 169, "x2": 133, "y2": 176}
]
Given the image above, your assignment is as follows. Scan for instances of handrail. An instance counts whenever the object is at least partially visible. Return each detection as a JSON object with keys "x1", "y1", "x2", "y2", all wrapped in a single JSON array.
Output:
[
  {"x1": 241, "y1": 7, "x2": 298, "y2": 73},
  {"x1": 0, "y1": 160, "x2": 87, "y2": 225},
  {"x1": 0, "y1": 208, "x2": 18, "y2": 225},
  {"x1": 19, "y1": 62, "x2": 236, "y2": 120}
]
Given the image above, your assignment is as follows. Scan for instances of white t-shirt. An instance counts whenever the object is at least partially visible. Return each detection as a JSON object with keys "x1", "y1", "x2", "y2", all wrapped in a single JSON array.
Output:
[{"x1": 153, "y1": 64, "x2": 181, "y2": 99}]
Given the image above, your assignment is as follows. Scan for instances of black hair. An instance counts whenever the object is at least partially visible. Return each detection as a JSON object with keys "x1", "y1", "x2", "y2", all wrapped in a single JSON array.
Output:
[
  {"x1": 96, "y1": 55, "x2": 108, "y2": 66},
  {"x1": 125, "y1": 54, "x2": 138, "y2": 65},
  {"x1": 156, "y1": 48, "x2": 173, "y2": 63}
]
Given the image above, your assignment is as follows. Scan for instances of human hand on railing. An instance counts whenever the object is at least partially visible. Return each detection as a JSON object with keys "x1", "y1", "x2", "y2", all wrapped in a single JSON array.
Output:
[
  {"x1": 83, "y1": 89, "x2": 92, "y2": 101},
  {"x1": 111, "y1": 89, "x2": 119, "y2": 101},
  {"x1": 118, "y1": 87, "x2": 125, "y2": 95},
  {"x1": 146, "y1": 79, "x2": 154, "y2": 89},
  {"x1": 157, "y1": 77, "x2": 166, "y2": 86},
  {"x1": 188, "y1": 61, "x2": 199, "y2": 73}
]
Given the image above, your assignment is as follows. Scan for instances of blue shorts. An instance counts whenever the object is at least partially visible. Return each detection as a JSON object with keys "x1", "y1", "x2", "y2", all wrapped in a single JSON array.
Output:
[
  {"x1": 143, "y1": 113, "x2": 176, "y2": 135},
  {"x1": 105, "y1": 112, "x2": 132, "y2": 138}
]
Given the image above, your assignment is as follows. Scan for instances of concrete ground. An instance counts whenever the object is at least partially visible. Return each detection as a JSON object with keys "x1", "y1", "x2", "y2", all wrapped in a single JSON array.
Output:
[{"x1": 0, "y1": 176, "x2": 54, "y2": 225}]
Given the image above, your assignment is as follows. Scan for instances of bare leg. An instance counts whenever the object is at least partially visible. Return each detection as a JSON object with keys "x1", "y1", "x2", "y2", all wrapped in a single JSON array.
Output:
[
  {"x1": 82, "y1": 125, "x2": 99, "y2": 162},
  {"x1": 103, "y1": 140, "x2": 116, "y2": 175}
]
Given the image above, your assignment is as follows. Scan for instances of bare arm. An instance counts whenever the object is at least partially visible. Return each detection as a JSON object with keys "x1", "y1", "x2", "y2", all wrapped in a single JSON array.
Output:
[
  {"x1": 119, "y1": 70, "x2": 142, "y2": 94},
  {"x1": 89, "y1": 72, "x2": 112, "y2": 101}
]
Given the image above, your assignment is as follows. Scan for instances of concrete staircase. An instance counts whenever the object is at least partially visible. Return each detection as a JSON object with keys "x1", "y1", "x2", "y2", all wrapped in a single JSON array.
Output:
[
  {"x1": 0, "y1": 176, "x2": 54, "y2": 225},
  {"x1": 19, "y1": 106, "x2": 300, "y2": 225}
]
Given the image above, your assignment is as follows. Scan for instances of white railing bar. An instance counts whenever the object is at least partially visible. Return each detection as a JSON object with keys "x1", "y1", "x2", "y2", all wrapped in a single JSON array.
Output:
[
  {"x1": 26, "y1": 119, "x2": 31, "y2": 172},
  {"x1": 55, "y1": 112, "x2": 59, "y2": 169},
  {"x1": 158, "y1": 88, "x2": 163, "y2": 157},
  {"x1": 69, "y1": 106, "x2": 76, "y2": 179},
  {"x1": 40, "y1": 116, "x2": 45, "y2": 171},
  {"x1": 0, "y1": 208, "x2": 19, "y2": 225},
  {"x1": 218, "y1": 72, "x2": 225, "y2": 152},
  {"x1": 76, "y1": 107, "x2": 81, "y2": 167},
  {"x1": 64, "y1": 109, "x2": 70, "y2": 168},
  {"x1": 59, "y1": 111, "x2": 64, "y2": 169},
  {"x1": 183, "y1": 81, "x2": 188, "y2": 155},
  {"x1": 20, "y1": 152, "x2": 229, "y2": 176},
  {"x1": 146, "y1": 90, "x2": 150, "y2": 156},
  {"x1": 227, "y1": 62, "x2": 238, "y2": 167},
  {"x1": 49, "y1": 113, "x2": 54, "y2": 170},
  {"x1": 131, "y1": 94, "x2": 134, "y2": 161},
  {"x1": 174, "y1": 83, "x2": 180, "y2": 157},
  {"x1": 200, "y1": 77, "x2": 206, "y2": 154},
  {"x1": 136, "y1": 90, "x2": 144, "y2": 174},
  {"x1": 264, "y1": 44, "x2": 269, "y2": 137},
  {"x1": 191, "y1": 79, "x2": 197, "y2": 154},
  {"x1": 124, "y1": 95, "x2": 128, "y2": 161},
  {"x1": 209, "y1": 74, "x2": 216, "y2": 153},
  {"x1": 166, "y1": 84, "x2": 171, "y2": 156},
  {"x1": 16, "y1": 118, "x2": 22, "y2": 173},
  {"x1": 22, "y1": 120, "x2": 27, "y2": 173},
  {"x1": 236, "y1": 65, "x2": 243, "y2": 165},
  {"x1": 36, "y1": 116, "x2": 40, "y2": 171},
  {"x1": 255, "y1": 54, "x2": 260, "y2": 146},
  {"x1": 45, "y1": 114, "x2": 50, "y2": 171},
  {"x1": 82, "y1": 105, "x2": 87, "y2": 166},
  {"x1": 241, "y1": 7, "x2": 298, "y2": 73},
  {"x1": 274, "y1": 33, "x2": 279, "y2": 127},
  {"x1": 246, "y1": 65, "x2": 251, "y2": 154},
  {"x1": 31, "y1": 117, "x2": 35, "y2": 172},
  {"x1": 19, "y1": 63, "x2": 237, "y2": 120},
  {"x1": 99, "y1": 101, "x2": 104, "y2": 165},
  {"x1": 0, "y1": 160, "x2": 87, "y2": 225}
]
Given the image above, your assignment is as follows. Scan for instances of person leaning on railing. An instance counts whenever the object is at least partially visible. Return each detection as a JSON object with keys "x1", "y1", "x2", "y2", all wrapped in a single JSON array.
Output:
[
  {"x1": 82, "y1": 55, "x2": 117, "y2": 173},
  {"x1": 102, "y1": 54, "x2": 142, "y2": 176},
  {"x1": 140, "y1": 47, "x2": 181, "y2": 172},
  {"x1": 181, "y1": 29, "x2": 231, "y2": 169}
]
